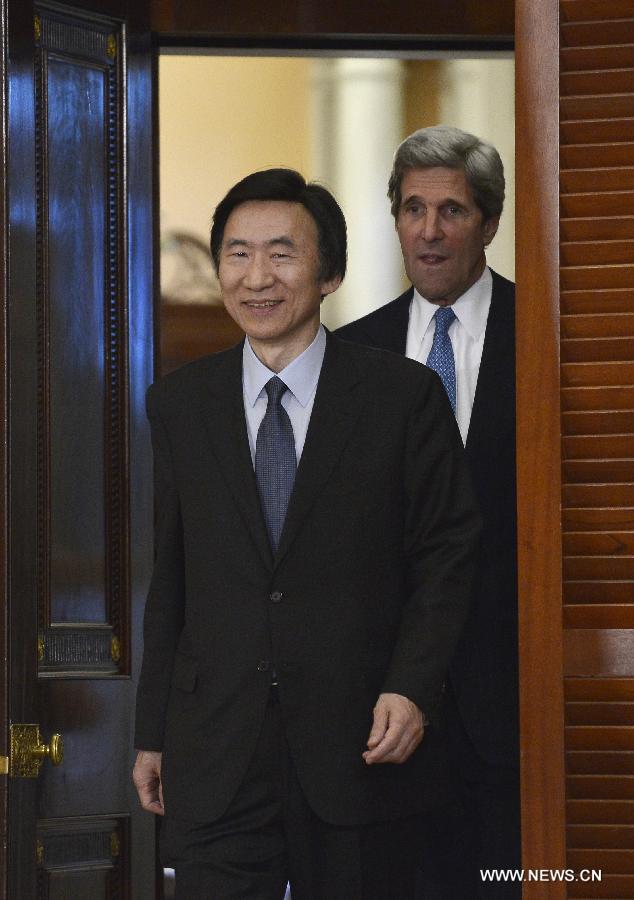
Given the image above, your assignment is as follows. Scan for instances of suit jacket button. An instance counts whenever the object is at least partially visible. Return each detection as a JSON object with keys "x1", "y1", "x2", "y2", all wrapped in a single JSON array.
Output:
[
  {"x1": 257, "y1": 660, "x2": 270, "y2": 672},
  {"x1": 270, "y1": 591, "x2": 283, "y2": 603}
]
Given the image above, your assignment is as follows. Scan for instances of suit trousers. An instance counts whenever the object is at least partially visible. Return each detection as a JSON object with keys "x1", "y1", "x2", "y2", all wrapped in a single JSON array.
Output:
[
  {"x1": 416, "y1": 686, "x2": 521, "y2": 899},
  {"x1": 161, "y1": 689, "x2": 417, "y2": 900}
]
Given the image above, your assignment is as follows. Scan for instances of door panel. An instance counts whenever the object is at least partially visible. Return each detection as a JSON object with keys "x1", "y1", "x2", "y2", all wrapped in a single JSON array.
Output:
[
  {"x1": 36, "y1": 5, "x2": 126, "y2": 674},
  {"x1": 4, "y1": 1, "x2": 155, "y2": 897}
]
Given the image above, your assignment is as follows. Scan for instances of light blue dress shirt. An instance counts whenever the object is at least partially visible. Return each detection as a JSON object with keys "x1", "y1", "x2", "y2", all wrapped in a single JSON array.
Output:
[{"x1": 242, "y1": 325, "x2": 327, "y2": 466}]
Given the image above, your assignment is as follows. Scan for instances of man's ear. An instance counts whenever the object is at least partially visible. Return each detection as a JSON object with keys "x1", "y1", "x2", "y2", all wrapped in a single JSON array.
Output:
[
  {"x1": 483, "y1": 216, "x2": 500, "y2": 247},
  {"x1": 320, "y1": 275, "x2": 343, "y2": 299}
]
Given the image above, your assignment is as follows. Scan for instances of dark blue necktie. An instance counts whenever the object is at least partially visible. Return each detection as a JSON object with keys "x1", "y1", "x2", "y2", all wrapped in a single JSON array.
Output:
[
  {"x1": 255, "y1": 376, "x2": 297, "y2": 552},
  {"x1": 426, "y1": 306, "x2": 457, "y2": 413}
]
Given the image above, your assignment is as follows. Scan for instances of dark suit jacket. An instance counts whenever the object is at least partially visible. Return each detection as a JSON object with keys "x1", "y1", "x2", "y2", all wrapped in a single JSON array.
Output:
[
  {"x1": 337, "y1": 271, "x2": 518, "y2": 767},
  {"x1": 134, "y1": 332, "x2": 481, "y2": 826}
]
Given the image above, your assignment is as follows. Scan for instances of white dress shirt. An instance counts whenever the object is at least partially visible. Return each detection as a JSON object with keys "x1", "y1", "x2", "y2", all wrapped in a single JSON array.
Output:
[
  {"x1": 242, "y1": 325, "x2": 326, "y2": 465},
  {"x1": 405, "y1": 267, "x2": 493, "y2": 444}
]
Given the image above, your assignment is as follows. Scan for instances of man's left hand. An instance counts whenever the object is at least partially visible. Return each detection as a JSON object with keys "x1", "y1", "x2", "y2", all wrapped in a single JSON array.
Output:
[{"x1": 363, "y1": 692, "x2": 424, "y2": 765}]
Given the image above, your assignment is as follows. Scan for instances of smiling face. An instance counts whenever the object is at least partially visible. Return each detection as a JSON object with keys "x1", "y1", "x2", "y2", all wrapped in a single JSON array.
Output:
[
  {"x1": 218, "y1": 200, "x2": 341, "y2": 370},
  {"x1": 395, "y1": 167, "x2": 499, "y2": 306}
]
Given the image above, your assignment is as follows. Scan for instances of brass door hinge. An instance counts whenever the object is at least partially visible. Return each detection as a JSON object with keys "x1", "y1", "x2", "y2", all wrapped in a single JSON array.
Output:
[{"x1": 0, "y1": 756, "x2": 8, "y2": 775}]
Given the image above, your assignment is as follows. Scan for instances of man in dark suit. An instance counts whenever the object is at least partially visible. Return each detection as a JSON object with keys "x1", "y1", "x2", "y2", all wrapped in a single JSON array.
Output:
[
  {"x1": 132, "y1": 168, "x2": 481, "y2": 899},
  {"x1": 338, "y1": 125, "x2": 519, "y2": 897}
]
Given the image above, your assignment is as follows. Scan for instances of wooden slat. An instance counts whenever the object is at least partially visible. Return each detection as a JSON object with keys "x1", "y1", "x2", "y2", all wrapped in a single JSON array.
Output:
[
  {"x1": 568, "y1": 773, "x2": 634, "y2": 795},
  {"x1": 561, "y1": 315, "x2": 634, "y2": 339},
  {"x1": 561, "y1": 46, "x2": 634, "y2": 71},
  {"x1": 567, "y1": 751, "x2": 634, "y2": 775},
  {"x1": 561, "y1": 218, "x2": 634, "y2": 242},
  {"x1": 568, "y1": 848, "x2": 634, "y2": 874},
  {"x1": 567, "y1": 727, "x2": 634, "y2": 751},
  {"x1": 563, "y1": 413, "x2": 634, "y2": 438},
  {"x1": 561, "y1": 0, "x2": 634, "y2": 22},
  {"x1": 561, "y1": 21, "x2": 634, "y2": 47},
  {"x1": 561, "y1": 95, "x2": 634, "y2": 120},
  {"x1": 562, "y1": 278, "x2": 634, "y2": 301},
  {"x1": 564, "y1": 461, "x2": 634, "y2": 484},
  {"x1": 564, "y1": 560, "x2": 634, "y2": 585},
  {"x1": 564, "y1": 606, "x2": 634, "y2": 628},
  {"x1": 561, "y1": 289, "x2": 634, "y2": 315},
  {"x1": 564, "y1": 633, "x2": 634, "y2": 678},
  {"x1": 564, "y1": 533, "x2": 634, "y2": 555},
  {"x1": 564, "y1": 557, "x2": 634, "y2": 579},
  {"x1": 564, "y1": 434, "x2": 634, "y2": 460},
  {"x1": 563, "y1": 582, "x2": 634, "y2": 603},
  {"x1": 566, "y1": 706, "x2": 634, "y2": 727},
  {"x1": 567, "y1": 798, "x2": 634, "y2": 823},
  {"x1": 563, "y1": 483, "x2": 634, "y2": 504},
  {"x1": 561, "y1": 167, "x2": 634, "y2": 194},
  {"x1": 563, "y1": 509, "x2": 634, "y2": 531},
  {"x1": 561, "y1": 143, "x2": 634, "y2": 169},
  {"x1": 561, "y1": 119, "x2": 634, "y2": 143},
  {"x1": 561, "y1": 69, "x2": 634, "y2": 96},
  {"x1": 567, "y1": 824, "x2": 634, "y2": 848},
  {"x1": 562, "y1": 336, "x2": 634, "y2": 361},
  {"x1": 561, "y1": 192, "x2": 634, "y2": 218},
  {"x1": 568, "y1": 875, "x2": 634, "y2": 899},
  {"x1": 561, "y1": 242, "x2": 634, "y2": 266},
  {"x1": 562, "y1": 385, "x2": 634, "y2": 411},
  {"x1": 562, "y1": 361, "x2": 634, "y2": 386},
  {"x1": 563, "y1": 434, "x2": 634, "y2": 457},
  {"x1": 565, "y1": 679, "x2": 634, "y2": 701}
]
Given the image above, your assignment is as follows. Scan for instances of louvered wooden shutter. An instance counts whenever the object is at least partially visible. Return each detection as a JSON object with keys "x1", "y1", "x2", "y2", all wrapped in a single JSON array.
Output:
[
  {"x1": 560, "y1": 2, "x2": 634, "y2": 896},
  {"x1": 518, "y1": 0, "x2": 634, "y2": 895},
  {"x1": 517, "y1": 0, "x2": 634, "y2": 896}
]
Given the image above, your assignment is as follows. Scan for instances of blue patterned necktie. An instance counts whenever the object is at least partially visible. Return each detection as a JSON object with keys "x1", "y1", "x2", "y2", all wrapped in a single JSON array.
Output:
[
  {"x1": 426, "y1": 306, "x2": 457, "y2": 413},
  {"x1": 255, "y1": 376, "x2": 297, "y2": 552}
]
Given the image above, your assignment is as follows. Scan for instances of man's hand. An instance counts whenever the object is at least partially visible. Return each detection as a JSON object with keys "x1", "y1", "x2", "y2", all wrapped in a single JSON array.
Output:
[
  {"x1": 133, "y1": 750, "x2": 165, "y2": 816},
  {"x1": 363, "y1": 692, "x2": 424, "y2": 765}
]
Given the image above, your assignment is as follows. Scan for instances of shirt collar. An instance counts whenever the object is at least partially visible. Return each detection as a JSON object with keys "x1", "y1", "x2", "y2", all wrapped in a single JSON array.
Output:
[
  {"x1": 242, "y1": 325, "x2": 327, "y2": 408},
  {"x1": 412, "y1": 266, "x2": 492, "y2": 341}
]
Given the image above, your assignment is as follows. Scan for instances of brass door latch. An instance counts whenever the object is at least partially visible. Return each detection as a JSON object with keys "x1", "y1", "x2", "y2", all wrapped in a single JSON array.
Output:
[{"x1": 8, "y1": 724, "x2": 64, "y2": 778}]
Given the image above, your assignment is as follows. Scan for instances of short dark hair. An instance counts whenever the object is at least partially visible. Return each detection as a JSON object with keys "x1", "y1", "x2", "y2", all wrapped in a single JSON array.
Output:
[
  {"x1": 210, "y1": 168, "x2": 347, "y2": 284},
  {"x1": 388, "y1": 125, "x2": 505, "y2": 222}
]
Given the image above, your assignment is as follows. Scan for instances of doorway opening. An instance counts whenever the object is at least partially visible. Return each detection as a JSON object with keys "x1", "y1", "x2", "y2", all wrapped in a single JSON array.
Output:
[
  {"x1": 157, "y1": 48, "x2": 514, "y2": 897},
  {"x1": 158, "y1": 52, "x2": 514, "y2": 374}
]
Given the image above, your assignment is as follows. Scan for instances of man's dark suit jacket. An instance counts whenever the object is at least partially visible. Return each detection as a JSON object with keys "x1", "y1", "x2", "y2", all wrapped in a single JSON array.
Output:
[
  {"x1": 135, "y1": 331, "x2": 481, "y2": 827},
  {"x1": 337, "y1": 271, "x2": 518, "y2": 768}
]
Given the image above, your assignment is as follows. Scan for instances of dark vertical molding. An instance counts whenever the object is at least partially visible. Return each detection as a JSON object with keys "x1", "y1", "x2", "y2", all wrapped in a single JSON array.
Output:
[
  {"x1": 34, "y1": 7, "x2": 130, "y2": 675},
  {"x1": 104, "y1": 21, "x2": 131, "y2": 676},
  {"x1": 125, "y1": 7, "x2": 156, "y2": 896},
  {"x1": 515, "y1": 0, "x2": 567, "y2": 894},
  {"x1": 6, "y1": 0, "x2": 39, "y2": 894},
  {"x1": 0, "y1": 0, "x2": 7, "y2": 895}
]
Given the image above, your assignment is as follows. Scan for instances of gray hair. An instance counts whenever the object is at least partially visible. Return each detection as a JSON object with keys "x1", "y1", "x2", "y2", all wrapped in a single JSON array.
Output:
[{"x1": 388, "y1": 124, "x2": 505, "y2": 221}]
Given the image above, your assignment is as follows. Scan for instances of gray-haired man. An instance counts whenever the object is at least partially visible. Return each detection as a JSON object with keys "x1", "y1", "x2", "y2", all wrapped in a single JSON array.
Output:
[{"x1": 338, "y1": 125, "x2": 519, "y2": 898}]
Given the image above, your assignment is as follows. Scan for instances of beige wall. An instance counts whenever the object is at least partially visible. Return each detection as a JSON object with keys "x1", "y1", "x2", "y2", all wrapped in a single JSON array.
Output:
[
  {"x1": 160, "y1": 55, "x2": 515, "y2": 322},
  {"x1": 160, "y1": 56, "x2": 312, "y2": 243}
]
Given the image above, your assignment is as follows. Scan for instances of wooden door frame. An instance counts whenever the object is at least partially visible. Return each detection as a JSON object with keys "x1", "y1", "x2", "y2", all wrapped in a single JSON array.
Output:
[{"x1": 515, "y1": 0, "x2": 567, "y2": 891}]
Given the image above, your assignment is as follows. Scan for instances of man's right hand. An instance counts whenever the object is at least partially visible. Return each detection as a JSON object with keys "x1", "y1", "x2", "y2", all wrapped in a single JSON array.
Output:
[{"x1": 133, "y1": 750, "x2": 165, "y2": 816}]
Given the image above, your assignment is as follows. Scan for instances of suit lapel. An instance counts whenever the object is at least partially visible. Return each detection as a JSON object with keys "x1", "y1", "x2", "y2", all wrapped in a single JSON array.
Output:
[
  {"x1": 275, "y1": 332, "x2": 364, "y2": 567},
  {"x1": 198, "y1": 342, "x2": 274, "y2": 569},
  {"x1": 466, "y1": 273, "x2": 515, "y2": 454}
]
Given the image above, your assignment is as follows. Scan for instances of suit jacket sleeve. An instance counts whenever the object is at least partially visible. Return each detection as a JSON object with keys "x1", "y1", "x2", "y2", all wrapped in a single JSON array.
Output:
[
  {"x1": 381, "y1": 371, "x2": 481, "y2": 715},
  {"x1": 134, "y1": 384, "x2": 185, "y2": 751}
]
